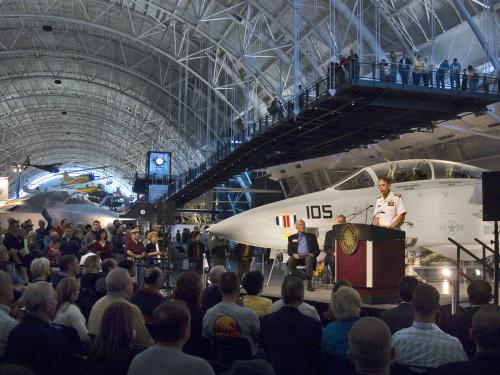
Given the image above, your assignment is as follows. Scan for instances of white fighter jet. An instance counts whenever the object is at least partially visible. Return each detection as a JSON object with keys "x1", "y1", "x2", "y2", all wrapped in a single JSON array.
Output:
[
  {"x1": 0, "y1": 190, "x2": 120, "y2": 228},
  {"x1": 209, "y1": 159, "x2": 492, "y2": 260}
]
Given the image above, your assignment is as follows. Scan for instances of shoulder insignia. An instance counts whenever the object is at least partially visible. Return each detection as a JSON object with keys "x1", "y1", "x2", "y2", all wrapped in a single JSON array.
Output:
[{"x1": 394, "y1": 192, "x2": 401, "y2": 197}]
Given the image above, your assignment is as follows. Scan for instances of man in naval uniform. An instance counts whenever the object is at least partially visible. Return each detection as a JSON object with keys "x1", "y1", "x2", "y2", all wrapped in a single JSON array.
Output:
[{"x1": 373, "y1": 177, "x2": 407, "y2": 229}]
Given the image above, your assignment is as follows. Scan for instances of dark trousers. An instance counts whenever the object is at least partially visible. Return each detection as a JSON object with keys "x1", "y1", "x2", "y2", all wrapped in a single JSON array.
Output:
[
  {"x1": 436, "y1": 74, "x2": 445, "y2": 88},
  {"x1": 189, "y1": 258, "x2": 202, "y2": 273},
  {"x1": 325, "y1": 254, "x2": 335, "y2": 279},
  {"x1": 287, "y1": 255, "x2": 314, "y2": 278},
  {"x1": 238, "y1": 257, "x2": 252, "y2": 283}
]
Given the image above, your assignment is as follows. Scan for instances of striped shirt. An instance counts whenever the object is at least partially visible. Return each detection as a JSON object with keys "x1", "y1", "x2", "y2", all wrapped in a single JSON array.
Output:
[{"x1": 393, "y1": 321, "x2": 468, "y2": 368}]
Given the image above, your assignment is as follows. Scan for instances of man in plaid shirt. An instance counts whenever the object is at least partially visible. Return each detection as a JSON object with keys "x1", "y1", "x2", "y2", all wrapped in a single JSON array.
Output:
[{"x1": 393, "y1": 283, "x2": 467, "y2": 369}]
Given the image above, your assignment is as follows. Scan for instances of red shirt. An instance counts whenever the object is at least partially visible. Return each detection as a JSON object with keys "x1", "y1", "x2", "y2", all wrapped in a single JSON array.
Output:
[
  {"x1": 93, "y1": 240, "x2": 113, "y2": 260},
  {"x1": 123, "y1": 235, "x2": 145, "y2": 256}
]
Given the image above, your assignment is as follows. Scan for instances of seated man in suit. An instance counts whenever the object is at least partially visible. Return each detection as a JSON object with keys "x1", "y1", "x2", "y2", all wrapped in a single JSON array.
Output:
[
  {"x1": 287, "y1": 219, "x2": 320, "y2": 291},
  {"x1": 380, "y1": 276, "x2": 419, "y2": 334},
  {"x1": 323, "y1": 214, "x2": 346, "y2": 280},
  {"x1": 447, "y1": 279, "x2": 492, "y2": 358}
]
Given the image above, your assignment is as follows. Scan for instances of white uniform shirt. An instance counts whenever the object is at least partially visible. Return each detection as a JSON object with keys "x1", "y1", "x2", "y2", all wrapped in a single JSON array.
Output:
[{"x1": 374, "y1": 191, "x2": 407, "y2": 227}]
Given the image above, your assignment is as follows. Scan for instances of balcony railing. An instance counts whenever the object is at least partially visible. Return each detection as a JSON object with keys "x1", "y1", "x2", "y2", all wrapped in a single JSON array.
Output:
[{"x1": 166, "y1": 60, "x2": 499, "y2": 199}]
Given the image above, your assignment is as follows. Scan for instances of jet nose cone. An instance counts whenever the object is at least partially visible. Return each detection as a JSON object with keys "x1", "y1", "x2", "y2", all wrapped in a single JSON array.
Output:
[{"x1": 207, "y1": 220, "x2": 233, "y2": 238}]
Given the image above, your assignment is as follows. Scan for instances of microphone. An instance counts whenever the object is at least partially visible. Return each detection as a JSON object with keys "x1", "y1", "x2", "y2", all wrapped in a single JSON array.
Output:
[{"x1": 348, "y1": 204, "x2": 374, "y2": 223}]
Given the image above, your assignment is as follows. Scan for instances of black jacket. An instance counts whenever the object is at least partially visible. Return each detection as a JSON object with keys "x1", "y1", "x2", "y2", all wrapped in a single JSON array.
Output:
[
  {"x1": 287, "y1": 232, "x2": 320, "y2": 258},
  {"x1": 261, "y1": 306, "x2": 324, "y2": 375},
  {"x1": 379, "y1": 302, "x2": 414, "y2": 334},
  {"x1": 60, "y1": 237, "x2": 81, "y2": 258},
  {"x1": 447, "y1": 305, "x2": 482, "y2": 359},
  {"x1": 187, "y1": 240, "x2": 206, "y2": 261},
  {"x1": 5, "y1": 313, "x2": 80, "y2": 375},
  {"x1": 323, "y1": 228, "x2": 337, "y2": 256},
  {"x1": 131, "y1": 287, "x2": 165, "y2": 322}
]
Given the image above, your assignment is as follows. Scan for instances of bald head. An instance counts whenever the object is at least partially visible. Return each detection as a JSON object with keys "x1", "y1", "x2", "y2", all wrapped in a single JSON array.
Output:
[{"x1": 348, "y1": 317, "x2": 394, "y2": 372}]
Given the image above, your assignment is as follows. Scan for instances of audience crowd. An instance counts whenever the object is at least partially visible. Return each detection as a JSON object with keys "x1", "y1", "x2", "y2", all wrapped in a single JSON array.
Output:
[{"x1": 0, "y1": 217, "x2": 499, "y2": 375}]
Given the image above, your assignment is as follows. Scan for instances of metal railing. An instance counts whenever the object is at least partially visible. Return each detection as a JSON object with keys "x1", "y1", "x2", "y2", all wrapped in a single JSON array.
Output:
[
  {"x1": 448, "y1": 237, "x2": 497, "y2": 313},
  {"x1": 474, "y1": 237, "x2": 495, "y2": 281},
  {"x1": 166, "y1": 60, "x2": 500, "y2": 199},
  {"x1": 349, "y1": 60, "x2": 499, "y2": 94}
]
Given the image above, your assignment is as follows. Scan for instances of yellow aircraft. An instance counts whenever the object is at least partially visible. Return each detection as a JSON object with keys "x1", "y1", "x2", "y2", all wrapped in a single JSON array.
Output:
[
  {"x1": 75, "y1": 184, "x2": 102, "y2": 194},
  {"x1": 63, "y1": 172, "x2": 95, "y2": 185}
]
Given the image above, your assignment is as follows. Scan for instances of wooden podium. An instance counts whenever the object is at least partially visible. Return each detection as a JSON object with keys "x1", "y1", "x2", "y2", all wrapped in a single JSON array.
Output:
[{"x1": 331, "y1": 224, "x2": 405, "y2": 304}]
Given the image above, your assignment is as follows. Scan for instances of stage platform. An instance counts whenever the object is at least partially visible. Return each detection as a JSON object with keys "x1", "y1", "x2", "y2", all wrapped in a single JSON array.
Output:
[
  {"x1": 259, "y1": 260, "x2": 470, "y2": 316},
  {"x1": 262, "y1": 281, "x2": 468, "y2": 307}
]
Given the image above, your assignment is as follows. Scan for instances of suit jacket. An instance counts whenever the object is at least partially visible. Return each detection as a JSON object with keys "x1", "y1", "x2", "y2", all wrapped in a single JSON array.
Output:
[
  {"x1": 447, "y1": 306, "x2": 482, "y2": 359},
  {"x1": 379, "y1": 302, "x2": 413, "y2": 334},
  {"x1": 287, "y1": 232, "x2": 320, "y2": 258},
  {"x1": 261, "y1": 306, "x2": 324, "y2": 375},
  {"x1": 323, "y1": 228, "x2": 337, "y2": 256}
]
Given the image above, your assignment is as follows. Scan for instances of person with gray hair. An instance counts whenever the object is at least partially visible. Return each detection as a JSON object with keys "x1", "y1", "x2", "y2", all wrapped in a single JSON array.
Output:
[
  {"x1": 321, "y1": 286, "x2": 361, "y2": 374},
  {"x1": 437, "y1": 304, "x2": 500, "y2": 374},
  {"x1": 4, "y1": 282, "x2": 79, "y2": 375},
  {"x1": 29, "y1": 257, "x2": 51, "y2": 282},
  {"x1": 201, "y1": 265, "x2": 224, "y2": 313},
  {"x1": 88, "y1": 268, "x2": 153, "y2": 347},
  {"x1": 260, "y1": 275, "x2": 323, "y2": 375},
  {"x1": 348, "y1": 317, "x2": 395, "y2": 375},
  {"x1": 286, "y1": 219, "x2": 320, "y2": 291}
]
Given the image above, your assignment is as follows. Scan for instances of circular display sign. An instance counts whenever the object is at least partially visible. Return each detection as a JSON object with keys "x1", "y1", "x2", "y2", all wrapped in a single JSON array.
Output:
[{"x1": 340, "y1": 223, "x2": 360, "y2": 255}]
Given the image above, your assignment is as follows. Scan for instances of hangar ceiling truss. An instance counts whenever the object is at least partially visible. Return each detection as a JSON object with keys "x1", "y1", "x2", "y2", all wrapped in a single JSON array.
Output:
[{"x1": 0, "y1": 0, "x2": 496, "y2": 194}]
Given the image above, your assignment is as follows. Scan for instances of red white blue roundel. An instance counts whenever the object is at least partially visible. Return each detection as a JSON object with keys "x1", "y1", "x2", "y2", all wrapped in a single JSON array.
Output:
[{"x1": 275, "y1": 214, "x2": 297, "y2": 229}]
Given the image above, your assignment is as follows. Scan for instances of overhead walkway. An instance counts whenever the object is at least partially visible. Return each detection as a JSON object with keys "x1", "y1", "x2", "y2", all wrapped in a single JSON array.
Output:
[{"x1": 166, "y1": 61, "x2": 500, "y2": 206}]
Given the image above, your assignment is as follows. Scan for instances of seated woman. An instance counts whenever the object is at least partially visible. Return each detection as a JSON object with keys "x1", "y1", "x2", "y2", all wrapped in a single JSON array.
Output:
[
  {"x1": 87, "y1": 302, "x2": 144, "y2": 375},
  {"x1": 172, "y1": 271, "x2": 209, "y2": 358},
  {"x1": 29, "y1": 257, "x2": 51, "y2": 283},
  {"x1": 321, "y1": 286, "x2": 361, "y2": 374},
  {"x1": 241, "y1": 271, "x2": 272, "y2": 317},
  {"x1": 53, "y1": 277, "x2": 91, "y2": 349}
]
